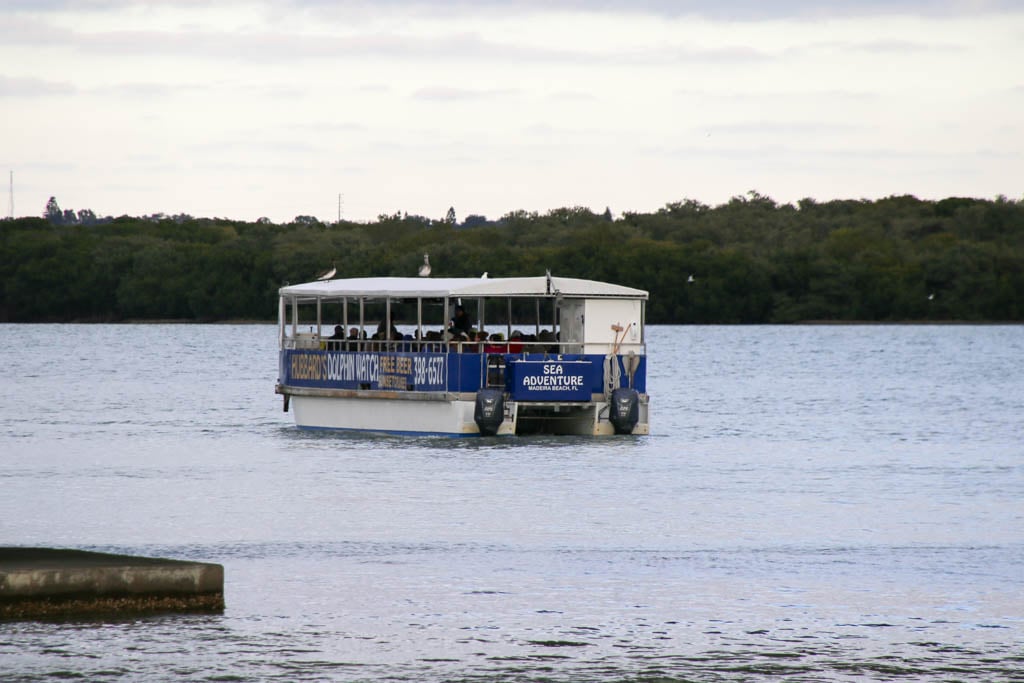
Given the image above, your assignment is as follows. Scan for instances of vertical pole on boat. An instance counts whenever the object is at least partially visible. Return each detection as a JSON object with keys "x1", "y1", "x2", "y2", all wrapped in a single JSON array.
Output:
[
  {"x1": 359, "y1": 297, "x2": 365, "y2": 351},
  {"x1": 291, "y1": 296, "x2": 298, "y2": 339},
  {"x1": 343, "y1": 297, "x2": 348, "y2": 337},
  {"x1": 535, "y1": 299, "x2": 541, "y2": 338},
  {"x1": 444, "y1": 296, "x2": 450, "y2": 341},
  {"x1": 385, "y1": 296, "x2": 391, "y2": 352},
  {"x1": 640, "y1": 300, "x2": 646, "y2": 344},
  {"x1": 506, "y1": 298, "x2": 512, "y2": 342},
  {"x1": 479, "y1": 298, "x2": 485, "y2": 333},
  {"x1": 278, "y1": 296, "x2": 285, "y2": 349},
  {"x1": 417, "y1": 297, "x2": 423, "y2": 348},
  {"x1": 443, "y1": 296, "x2": 450, "y2": 385},
  {"x1": 552, "y1": 297, "x2": 558, "y2": 341},
  {"x1": 316, "y1": 298, "x2": 322, "y2": 340}
]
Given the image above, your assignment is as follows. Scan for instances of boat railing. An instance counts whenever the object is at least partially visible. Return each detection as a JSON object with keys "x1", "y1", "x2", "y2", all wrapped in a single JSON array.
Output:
[{"x1": 285, "y1": 337, "x2": 644, "y2": 356}]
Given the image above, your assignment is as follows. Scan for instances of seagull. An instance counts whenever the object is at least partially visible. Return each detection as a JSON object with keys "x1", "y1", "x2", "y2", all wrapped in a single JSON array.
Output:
[
  {"x1": 481, "y1": 271, "x2": 488, "y2": 279},
  {"x1": 316, "y1": 263, "x2": 336, "y2": 280},
  {"x1": 418, "y1": 253, "x2": 431, "y2": 277},
  {"x1": 928, "y1": 293, "x2": 935, "y2": 300},
  {"x1": 687, "y1": 274, "x2": 695, "y2": 283}
]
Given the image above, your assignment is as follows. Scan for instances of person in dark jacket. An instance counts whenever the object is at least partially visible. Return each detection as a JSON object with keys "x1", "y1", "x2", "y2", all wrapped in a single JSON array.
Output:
[
  {"x1": 327, "y1": 325, "x2": 345, "y2": 350},
  {"x1": 449, "y1": 305, "x2": 472, "y2": 335}
]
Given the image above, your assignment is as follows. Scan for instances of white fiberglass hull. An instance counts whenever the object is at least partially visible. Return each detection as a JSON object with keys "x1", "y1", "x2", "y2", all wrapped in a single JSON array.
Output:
[
  {"x1": 291, "y1": 395, "x2": 482, "y2": 436},
  {"x1": 288, "y1": 394, "x2": 649, "y2": 437}
]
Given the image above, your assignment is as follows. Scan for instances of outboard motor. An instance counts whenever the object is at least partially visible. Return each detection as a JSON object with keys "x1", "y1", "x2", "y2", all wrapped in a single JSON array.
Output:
[
  {"x1": 609, "y1": 387, "x2": 640, "y2": 434},
  {"x1": 474, "y1": 388, "x2": 505, "y2": 436}
]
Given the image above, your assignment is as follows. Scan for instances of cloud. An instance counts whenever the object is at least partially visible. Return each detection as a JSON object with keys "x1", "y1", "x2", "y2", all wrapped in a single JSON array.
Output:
[
  {"x1": 0, "y1": 75, "x2": 77, "y2": 97},
  {"x1": 546, "y1": 90, "x2": 599, "y2": 102},
  {"x1": 793, "y1": 39, "x2": 966, "y2": 56},
  {"x1": 412, "y1": 86, "x2": 516, "y2": 101},
  {"x1": 3, "y1": 25, "x2": 561, "y2": 63},
  {"x1": 277, "y1": 0, "x2": 1023, "y2": 21},
  {"x1": 850, "y1": 39, "x2": 962, "y2": 54},
  {"x1": 653, "y1": 45, "x2": 769, "y2": 64},
  {"x1": 705, "y1": 121, "x2": 864, "y2": 136},
  {"x1": 6, "y1": 0, "x2": 1022, "y2": 25},
  {"x1": 47, "y1": 28, "x2": 771, "y2": 68},
  {"x1": 11, "y1": 2, "x2": 975, "y2": 70},
  {"x1": 649, "y1": 142, "x2": 975, "y2": 164},
  {"x1": 187, "y1": 138, "x2": 321, "y2": 157},
  {"x1": 289, "y1": 121, "x2": 369, "y2": 133},
  {"x1": 674, "y1": 88, "x2": 880, "y2": 105},
  {"x1": 89, "y1": 82, "x2": 208, "y2": 98}
]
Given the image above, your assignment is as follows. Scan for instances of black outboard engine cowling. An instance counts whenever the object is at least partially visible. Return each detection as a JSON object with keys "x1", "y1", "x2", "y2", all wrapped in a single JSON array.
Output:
[
  {"x1": 474, "y1": 388, "x2": 505, "y2": 436},
  {"x1": 609, "y1": 387, "x2": 640, "y2": 434}
]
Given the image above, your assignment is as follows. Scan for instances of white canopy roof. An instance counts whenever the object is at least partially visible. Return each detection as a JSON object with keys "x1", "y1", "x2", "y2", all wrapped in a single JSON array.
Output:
[{"x1": 279, "y1": 275, "x2": 647, "y2": 300}]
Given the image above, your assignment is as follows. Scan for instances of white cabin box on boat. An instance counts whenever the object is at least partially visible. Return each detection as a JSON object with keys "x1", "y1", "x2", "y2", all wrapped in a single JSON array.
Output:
[{"x1": 275, "y1": 273, "x2": 649, "y2": 436}]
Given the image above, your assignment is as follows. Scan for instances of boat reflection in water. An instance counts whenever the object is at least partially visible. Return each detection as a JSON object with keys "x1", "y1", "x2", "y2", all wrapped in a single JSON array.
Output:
[{"x1": 275, "y1": 273, "x2": 649, "y2": 436}]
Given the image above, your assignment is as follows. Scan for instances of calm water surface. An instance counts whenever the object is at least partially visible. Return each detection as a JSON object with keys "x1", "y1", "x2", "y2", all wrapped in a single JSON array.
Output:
[{"x1": 1, "y1": 324, "x2": 1022, "y2": 682}]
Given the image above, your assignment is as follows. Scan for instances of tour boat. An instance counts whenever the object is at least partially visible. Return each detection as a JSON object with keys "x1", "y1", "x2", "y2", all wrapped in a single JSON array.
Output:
[{"x1": 275, "y1": 273, "x2": 648, "y2": 436}]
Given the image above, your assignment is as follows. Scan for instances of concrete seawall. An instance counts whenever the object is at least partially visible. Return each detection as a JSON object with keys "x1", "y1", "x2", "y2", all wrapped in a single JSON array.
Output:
[{"x1": 1, "y1": 548, "x2": 224, "y2": 619}]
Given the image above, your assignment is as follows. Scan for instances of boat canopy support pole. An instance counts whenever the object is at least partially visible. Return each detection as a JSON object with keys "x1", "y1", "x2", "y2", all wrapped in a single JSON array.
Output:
[
  {"x1": 417, "y1": 298, "x2": 423, "y2": 342},
  {"x1": 290, "y1": 296, "x2": 298, "y2": 340},
  {"x1": 359, "y1": 298, "x2": 365, "y2": 350},
  {"x1": 641, "y1": 300, "x2": 646, "y2": 343},
  {"x1": 278, "y1": 296, "x2": 285, "y2": 349}
]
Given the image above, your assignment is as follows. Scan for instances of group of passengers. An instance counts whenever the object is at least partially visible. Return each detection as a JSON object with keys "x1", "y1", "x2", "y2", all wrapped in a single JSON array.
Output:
[{"x1": 323, "y1": 305, "x2": 559, "y2": 353}]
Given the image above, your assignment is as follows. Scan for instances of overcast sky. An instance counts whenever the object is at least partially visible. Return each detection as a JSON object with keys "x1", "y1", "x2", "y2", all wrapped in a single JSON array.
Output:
[{"x1": 2, "y1": 0, "x2": 1022, "y2": 223}]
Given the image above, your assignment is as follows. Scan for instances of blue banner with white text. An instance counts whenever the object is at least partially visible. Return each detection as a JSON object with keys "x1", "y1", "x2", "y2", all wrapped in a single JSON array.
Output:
[
  {"x1": 282, "y1": 350, "x2": 447, "y2": 392},
  {"x1": 507, "y1": 359, "x2": 599, "y2": 401}
]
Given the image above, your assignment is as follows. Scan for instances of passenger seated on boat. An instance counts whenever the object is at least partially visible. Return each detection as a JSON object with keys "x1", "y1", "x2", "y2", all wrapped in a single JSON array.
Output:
[
  {"x1": 508, "y1": 330, "x2": 525, "y2": 354},
  {"x1": 376, "y1": 320, "x2": 399, "y2": 339},
  {"x1": 474, "y1": 330, "x2": 489, "y2": 352},
  {"x1": 327, "y1": 325, "x2": 345, "y2": 350},
  {"x1": 421, "y1": 329, "x2": 442, "y2": 352},
  {"x1": 385, "y1": 327, "x2": 403, "y2": 351},
  {"x1": 484, "y1": 332, "x2": 507, "y2": 354},
  {"x1": 449, "y1": 305, "x2": 472, "y2": 336},
  {"x1": 448, "y1": 331, "x2": 469, "y2": 352},
  {"x1": 537, "y1": 329, "x2": 556, "y2": 353},
  {"x1": 345, "y1": 327, "x2": 362, "y2": 350},
  {"x1": 367, "y1": 321, "x2": 396, "y2": 350}
]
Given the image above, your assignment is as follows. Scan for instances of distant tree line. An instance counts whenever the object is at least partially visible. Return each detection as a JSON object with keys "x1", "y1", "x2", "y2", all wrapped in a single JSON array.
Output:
[{"x1": 2, "y1": 192, "x2": 1022, "y2": 323}]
